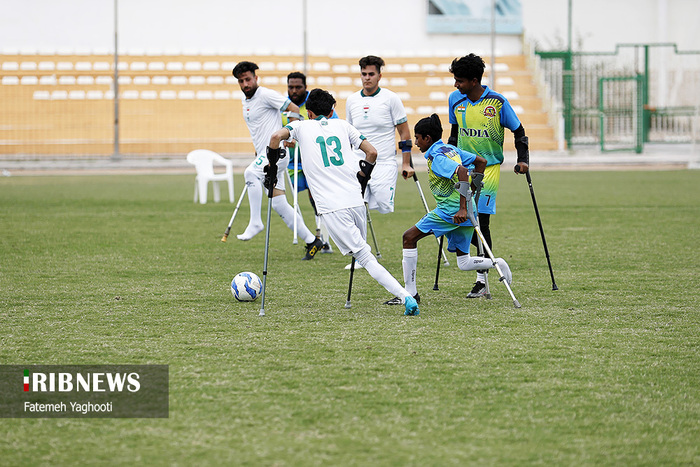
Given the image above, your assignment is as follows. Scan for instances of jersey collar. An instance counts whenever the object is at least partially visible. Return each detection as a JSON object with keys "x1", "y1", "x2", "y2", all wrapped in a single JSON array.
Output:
[
  {"x1": 360, "y1": 87, "x2": 381, "y2": 97},
  {"x1": 468, "y1": 86, "x2": 490, "y2": 104},
  {"x1": 424, "y1": 139, "x2": 445, "y2": 160}
]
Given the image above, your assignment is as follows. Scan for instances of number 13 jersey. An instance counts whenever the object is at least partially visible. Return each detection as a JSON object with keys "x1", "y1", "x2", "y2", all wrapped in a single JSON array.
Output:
[{"x1": 285, "y1": 117, "x2": 368, "y2": 215}]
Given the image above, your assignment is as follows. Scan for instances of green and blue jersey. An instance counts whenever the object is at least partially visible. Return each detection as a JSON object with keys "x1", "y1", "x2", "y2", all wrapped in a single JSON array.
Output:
[
  {"x1": 424, "y1": 139, "x2": 478, "y2": 225},
  {"x1": 448, "y1": 86, "x2": 521, "y2": 167}
]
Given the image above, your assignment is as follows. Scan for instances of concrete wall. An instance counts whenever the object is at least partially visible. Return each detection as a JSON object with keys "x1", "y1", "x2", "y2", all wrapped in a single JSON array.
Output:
[{"x1": 1, "y1": 0, "x2": 698, "y2": 56}]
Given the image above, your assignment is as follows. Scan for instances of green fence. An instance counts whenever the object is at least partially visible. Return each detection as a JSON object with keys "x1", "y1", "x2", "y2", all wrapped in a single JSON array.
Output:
[{"x1": 536, "y1": 43, "x2": 700, "y2": 152}]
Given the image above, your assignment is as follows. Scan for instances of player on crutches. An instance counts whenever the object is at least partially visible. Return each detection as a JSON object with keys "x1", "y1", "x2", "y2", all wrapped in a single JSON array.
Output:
[
  {"x1": 384, "y1": 114, "x2": 515, "y2": 307},
  {"x1": 282, "y1": 72, "x2": 336, "y2": 251},
  {"x1": 269, "y1": 89, "x2": 419, "y2": 316}
]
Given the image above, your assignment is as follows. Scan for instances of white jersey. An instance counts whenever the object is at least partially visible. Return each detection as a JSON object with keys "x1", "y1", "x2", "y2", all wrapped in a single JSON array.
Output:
[
  {"x1": 346, "y1": 87, "x2": 407, "y2": 164},
  {"x1": 241, "y1": 86, "x2": 291, "y2": 156},
  {"x1": 285, "y1": 117, "x2": 366, "y2": 214}
]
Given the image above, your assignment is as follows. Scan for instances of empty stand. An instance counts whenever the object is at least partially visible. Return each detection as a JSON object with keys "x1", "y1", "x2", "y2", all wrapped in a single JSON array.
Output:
[{"x1": 0, "y1": 52, "x2": 557, "y2": 156}]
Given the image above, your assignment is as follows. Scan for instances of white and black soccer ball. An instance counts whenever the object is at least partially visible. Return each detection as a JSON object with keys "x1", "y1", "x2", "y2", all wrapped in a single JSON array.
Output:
[{"x1": 231, "y1": 272, "x2": 263, "y2": 301}]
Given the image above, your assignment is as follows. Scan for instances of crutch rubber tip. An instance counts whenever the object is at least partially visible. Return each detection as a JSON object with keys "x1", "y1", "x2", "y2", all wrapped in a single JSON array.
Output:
[
  {"x1": 376, "y1": 253, "x2": 382, "y2": 259},
  {"x1": 344, "y1": 301, "x2": 352, "y2": 309},
  {"x1": 513, "y1": 300, "x2": 522, "y2": 308},
  {"x1": 433, "y1": 285, "x2": 439, "y2": 291},
  {"x1": 552, "y1": 284, "x2": 559, "y2": 291},
  {"x1": 221, "y1": 236, "x2": 228, "y2": 242},
  {"x1": 444, "y1": 261, "x2": 450, "y2": 267},
  {"x1": 259, "y1": 310, "x2": 266, "y2": 316}
]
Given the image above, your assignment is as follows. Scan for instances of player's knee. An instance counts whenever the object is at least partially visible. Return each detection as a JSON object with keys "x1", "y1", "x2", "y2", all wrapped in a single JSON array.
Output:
[
  {"x1": 353, "y1": 244, "x2": 374, "y2": 266},
  {"x1": 402, "y1": 227, "x2": 419, "y2": 249},
  {"x1": 243, "y1": 166, "x2": 258, "y2": 184}
]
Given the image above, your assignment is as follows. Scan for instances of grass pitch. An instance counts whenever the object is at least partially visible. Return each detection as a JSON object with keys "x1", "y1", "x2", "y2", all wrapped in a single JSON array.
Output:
[{"x1": 1, "y1": 169, "x2": 699, "y2": 465}]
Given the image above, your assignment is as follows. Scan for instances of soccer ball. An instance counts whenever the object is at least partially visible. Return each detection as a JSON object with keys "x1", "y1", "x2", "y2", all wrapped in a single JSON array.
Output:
[{"x1": 231, "y1": 272, "x2": 263, "y2": 302}]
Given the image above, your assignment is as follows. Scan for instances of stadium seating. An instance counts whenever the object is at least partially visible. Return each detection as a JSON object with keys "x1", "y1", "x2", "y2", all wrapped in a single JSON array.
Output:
[{"x1": 0, "y1": 52, "x2": 558, "y2": 156}]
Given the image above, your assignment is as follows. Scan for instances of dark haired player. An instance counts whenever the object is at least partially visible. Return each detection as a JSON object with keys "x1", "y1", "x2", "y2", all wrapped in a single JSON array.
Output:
[
  {"x1": 282, "y1": 72, "x2": 338, "y2": 253},
  {"x1": 448, "y1": 54, "x2": 529, "y2": 297},
  {"x1": 383, "y1": 114, "x2": 511, "y2": 305},
  {"x1": 231, "y1": 61, "x2": 322, "y2": 260},
  {"x1": 268, "y1": 89, "x2": 419, "y2": 316}
]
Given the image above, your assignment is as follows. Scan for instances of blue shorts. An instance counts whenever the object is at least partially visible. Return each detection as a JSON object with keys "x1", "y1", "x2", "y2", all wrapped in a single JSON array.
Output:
[
  {"x1": 415, "y1": 211, "x2": 474, "y2": 254},
  {"x1": 287, "y1": 167, "x2": 309, "y2": 192}
]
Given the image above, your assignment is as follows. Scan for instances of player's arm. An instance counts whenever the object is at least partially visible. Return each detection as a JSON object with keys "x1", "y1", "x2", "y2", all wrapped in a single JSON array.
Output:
[
  {"x1": 512, "y1": 124, "x2": 529, "y2": 174},
  {"x1": 269, "y1": 127, "x2": 291, "y2": 151},
  {"x1": 283, "y1": 102, "x2": 302, "y2": 122},
  {"x1": 448, "y1": 124, "x2": 459, "y2": 146},
  {"x1": 396, "y1": 121, "x2": 414, "y2": 179},
  {"x1": 359, "y1": 139, "x2": 377, "y2": 164},
  {"x1": 357, "y1": 139, "x2": 377, "y2": 195},
  {"x1": 453, "y1": 165, "x2": 471, "y2": 224},
  {"x1": 453, "y1": 155, "x2": 486, "y2": 224}
]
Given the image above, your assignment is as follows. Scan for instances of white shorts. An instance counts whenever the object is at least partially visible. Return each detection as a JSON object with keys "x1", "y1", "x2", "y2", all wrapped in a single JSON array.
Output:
[
  {"x1": 246, "y1": 153, "x2": 289, "y2": 191},
  {"x1": 320, "y1": 206, "x2": 370, "y2": 256},
  {"x1": 364, "y1": 161, "x2": 397, "y2": 214}
]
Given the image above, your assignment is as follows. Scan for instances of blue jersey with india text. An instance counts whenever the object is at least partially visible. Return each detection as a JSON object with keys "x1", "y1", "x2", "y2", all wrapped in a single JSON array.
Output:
[{"x1": 448, "y1": 86, "x2": 521, "y2": 167}]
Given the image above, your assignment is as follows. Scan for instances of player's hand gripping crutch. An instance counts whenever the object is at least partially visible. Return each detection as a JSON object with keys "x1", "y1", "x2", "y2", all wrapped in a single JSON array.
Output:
[
  {"x1": 221, "y1": 184, "x2": 249, "y2": 242},
  {"x1": 403, "y1": 159, "x2": 449, "y2": 266},
  {"x1": 456, "y1": 180, "x2": 521, "y2": 308},
  {"x1": 259, "y1": 147, "x2": 283, "y2": 316}
]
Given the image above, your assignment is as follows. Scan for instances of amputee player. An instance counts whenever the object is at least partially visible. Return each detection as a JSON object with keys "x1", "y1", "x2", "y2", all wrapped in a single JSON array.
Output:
[
  {"x1": 448, "y1": 53, "x2": 529, "y2": 297},
  {"x1": 232, "y1": 61, "x2": 323, "y2": 260},
  {"x1": 384, "y1": 114, "x2": 512, "y2": 305},
  {"x1": 282, "y1": 71, "x2": 338, "y2": 254},
  {"x1": 268, "y1": 89, "x2": 420, "y2": 316},
  {"x1": 345, "y1": 55, "x2": 414, "y2": 214}
]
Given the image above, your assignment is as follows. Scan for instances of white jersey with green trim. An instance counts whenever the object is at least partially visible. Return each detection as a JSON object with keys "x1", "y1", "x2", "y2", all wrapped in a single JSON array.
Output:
[
  {"x1": 241, "y1": 86, "x2": 291, "y2": 157},
  {"x1": 285, "y1": 117, "x2": 366, "y2": 214},
  {"x1": 346, "y1": 87, "x2": 407, "y2": 164}
]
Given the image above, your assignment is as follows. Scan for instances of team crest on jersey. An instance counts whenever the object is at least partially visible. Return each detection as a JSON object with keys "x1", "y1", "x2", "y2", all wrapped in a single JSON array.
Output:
[
  {"x1": 483, "y1": 105, "x2": 496, "y2": 118},
  {"x1": 456, "y1": 105, "x2": 466, "y2": 113},
  {"x1": 363, "y1": 104, "x2": 370, "y2": 119}
]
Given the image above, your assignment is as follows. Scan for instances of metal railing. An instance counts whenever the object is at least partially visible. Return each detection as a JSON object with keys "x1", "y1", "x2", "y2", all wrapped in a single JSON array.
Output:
[{"x1": 536, "y1": 43, "x2": 700, "y2": 151}]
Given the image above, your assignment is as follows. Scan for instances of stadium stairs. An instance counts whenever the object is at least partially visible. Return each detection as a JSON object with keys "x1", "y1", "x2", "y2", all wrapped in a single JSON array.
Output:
[{"x1": 0, "y1": 52, "x2": 558, "y2": 157}]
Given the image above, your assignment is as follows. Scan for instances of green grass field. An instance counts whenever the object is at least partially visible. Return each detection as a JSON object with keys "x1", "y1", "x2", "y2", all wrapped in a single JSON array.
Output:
[{"x1": 1, "y1": 170, "x2": 699, "y2": 465}]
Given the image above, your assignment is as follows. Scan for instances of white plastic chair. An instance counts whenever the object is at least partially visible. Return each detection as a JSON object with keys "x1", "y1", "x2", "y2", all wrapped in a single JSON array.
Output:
[{"x1": 186, "y1": 149, "x2": 234, "y2": 204}]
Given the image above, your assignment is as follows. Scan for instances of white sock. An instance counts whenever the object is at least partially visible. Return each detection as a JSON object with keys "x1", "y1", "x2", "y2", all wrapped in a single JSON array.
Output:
[
  {"x1": 355, "y1": 247, "x2": 408, "y2": 300},
  {"x1": 237, "y1": 171, "x2": 264, "y2": 241},
  {"x1": 476, "y1": 271, "x2": 486, "y2": 283},
  {"x1": 402, "y1": 248, "x2": 418, "y2": 296},
  {"x1": 457, "y1": 255, "x2": 493, "y2": 271},
  {"x1": 272, "y1": 196, "x2": 315, "y2": 244}
]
